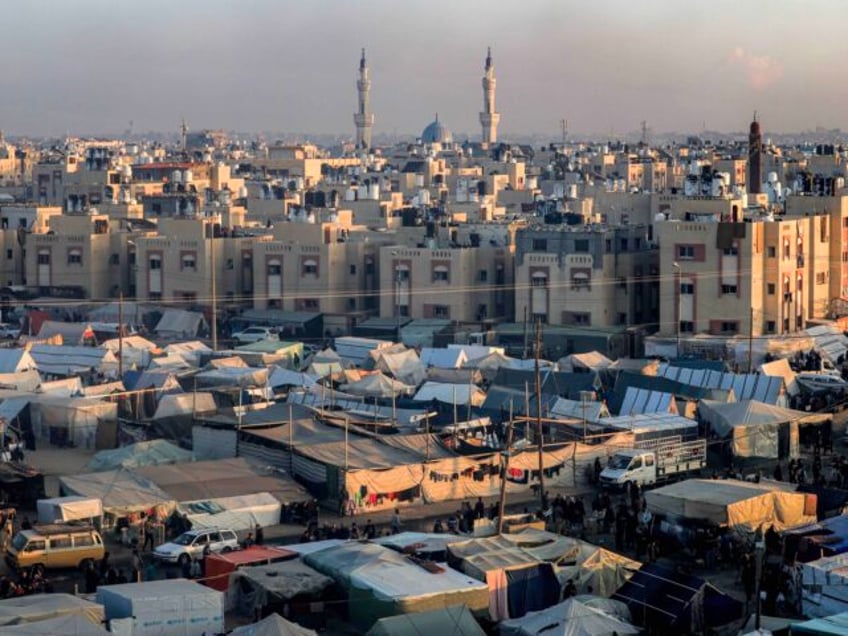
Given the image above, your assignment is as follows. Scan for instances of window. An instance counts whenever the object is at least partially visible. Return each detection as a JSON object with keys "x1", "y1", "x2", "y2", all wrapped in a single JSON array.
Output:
[
  {"x1": 767, "y1": 320, "x2": 776, "y2": 333},
  {"x1": 349, "y1": 264, "x2": 357, "y2": 275},
  {"x1": 433, "y1": 305, "x2": 450, "y2": 318},
  {"x1": 208, "y1": 532, "x2": 221, "y2": 543},
  {"x1": 722, "y1": 246, "x2": 738, "y2": 256},
  {"x1": 619, "y1": 238, "x2": 628, "y2": 251},
  {"x1": 267, "y1": 262, "x2": 281, "y2": 275},
  {"x1": 605, "y1": 239, "x2": 612, "y2": 252},
  {"x1": 479, "y1": 270, "x2": 488, "y2": 282},
  {"x1": 767, "y1": 283, "x2": 775, "y2": 295},
  {"x1": 73, "y1": 534, "x2": 94, "y2": 547},
  {"x1": 67, "y1": 250, "x2": 82, "y2": 265},
  {"x1": 767, "y1": 246, "x2": 776, "y2": 258},
  {"x1": 679, "y1": 320, "x2": 694, "y2": 333},
  {"x1": 432, "y1": 266, "x2": 449, "y2": 283},
  {"x1": 49, "y1": 537, "x2": 72, "y2": 549},
  {"x1": 531, "y1": 273, "x2": 547, "y2": 287},
  {"x1": 302, "y1": 259, "x2": 318, "y2": 276},
  {"x1": 347, "y1": 298, "x2": 356, "y2": 310},
  {"x1": 302, "y1": 298, "x2": 319, "y2": 310},
  {"x1": 532, "y1": 238, "x2": 547, "y2": 251},
  {"x1": 630, "y1": 457, "x2": 642, "y2": 469},
  {"x1": 149, "y1": 291, "x2": 162, "y2": 301},
  {"x1": 618, "y1": 312, "x2": 627, "y2": 325},
  {"x1": 181, "y1": 254, "x2": 196, "y2": 271},
  {"x1": 24, "y1": 540, "x2": 45, "y2": 553},
  {"x1": 680, "y1": 282, "x2": 694, "y2": 295},
  {"x1": 149, "y1": 257, "x2": 161, "y2": 270},
  {"x1": 110, "y1": 253, "x2": 120, "y2": 265},
  {"x1": 395, "y1": 268, "x2": 410, "y2": 282},
  {"x1": 721, "y1": 284, "x2": 737, "y2": 294},
  {"x1": 571, "y1": 273, "x2": 590, "y2": 290},
  {"x1": 571, "y1": 312, "x2": 590, "y2": 325},
  {"x1": 678, "y1": 245, "x2": 695, "y2": 260},
  {"x1": 816, "y1": 272, "x2": 827, "y2": 285},
  {"x1": 477, "y1": 304, "x2": 488, "y2": 319},
  {"x1": 634, "y1": 238, "x2": 641, "y2": 249},
  {"x1": 721, "y1": 321, "x2": 739, "y2": 333},
  {"x1": 574, "y1": 239, "x2": 589, "y2": 252},
  {"x1": 37, "y1": 252, "x2": 50, "y2": 265},
  {"x1": 365, "y1": 260, "x2": 375, "y2": 275},
  {"x1": 5, "y1": 249, "x2": 11, "y2": 260}
]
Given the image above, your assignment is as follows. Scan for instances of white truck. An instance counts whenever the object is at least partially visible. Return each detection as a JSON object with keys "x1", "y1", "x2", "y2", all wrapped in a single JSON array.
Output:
[{"x1": 599, "y1": 438, "x2": 707, "y2": 489}]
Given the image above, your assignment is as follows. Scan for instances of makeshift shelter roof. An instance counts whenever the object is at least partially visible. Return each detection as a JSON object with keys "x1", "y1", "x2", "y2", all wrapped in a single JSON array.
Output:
[
  {"x1": 698, "y1": 399, "x2": 829, "y2": 438},
  {"x1": 806, "y1": 323, "x2": 848, "y2": 363},
  {"x1": 230, "y1": 613, "x2": 318, "y2": 636},
  {"x1": 155, "y1": 309, "x2": 207, "y2": 339},
  {"x1": 2, "y1": 613, "x2": 110, "y2": 635},
  {"x1": 268, "y1": 367, "x2": 318, "y2": 389},
  {"x1": 36, "y1": 320, "x2": 95, "y2": 345},
  {"x1": 206, "y1": 355, "x2": 248, "y2": 369},
  {"x1": 0, "y1": 395, "x2": 32, "y2": 423},
  {"x1": 463, "y1": 351, "x2": 518, "y2": 378},
  {"x1": 0, "y1": 593, "x2": 105, "y2": 627},
  {"x1": 100, "y1": 334, "x2": 158, "y2": 354},
  {"x1": 557, "y1": 351, "x2": 614, "y2": 373},
  {"x1": 134, "y1": 457, "x2": 309, "y2": 504},
  {"x1": 232, "y1": 560, "x2": 334, "y2": 603},
  {"x1": 152, "y1": 392, "x2": 216, "y2": 419},
  {"x1": 373, "y1": 348, "x2": 426, "y2": 386},
  {"x1": 38, "y1": 377, "x2": 83, "y2": 397},
  {"x1": 163, "y1": 340, "x2": 211, "y2": 366},
  {"x1": 194, "y1": 366, "x2": 268, "y2": 388},
  {"x1": 344, "y1": 373, "x2": 414, "y2": 398},
  {"x1": 413, "y1": 381, "x2": 486, "y2": 406},
  {"x1": 147, "y1": 354, "x2": 194, "y2": 370},
  {"x1": 550, "y1": 398, "x2": 609, "y2": 422},
  {"x1": 491, "y1": 369, "x2": 597, "y2": 399},
  {"x1": 645, "y1": 478, "x2": 816, "y2": 531},
  {"x1": 0, "y1": 369, "x2": 41, "y2": 392},
  {"x1": 0, "y1": 349, "x2": 37, "y2": 374},
  {"x1": 366, "y1": 604, "x2": 484, "y2": 636},
  {"x1": 599, "y1": 412, "x2": 698, "y2": 435},
  {"x1": 656, "y1": 364, "x2": 785, "y2": 404},
  {"x1": 294, "y1": 437, "x2": 425, "y2": 470},
  {"x1": 28, "y1": 344, "x2": 118, "y2": 377},
  {"x1": 618, "y1": 387, "x2": 678, "y2": 416},
  {"x1": 792, "y1": 612, "x2": 848, "y2": 635},
  {"x1": 498, "y1": 597, "x2": 637, "y2": 636},
  {"x1": 124, "y1": 369, "x2": 181, "y2": 392},
  {"x1": 420, "y1": 347, "x2": 468, "y2": 369},
  {"x1": 82, "y1": 381, "x2": 125, "y2": 397},
  {"x1": 427, "y1": 367, "x2": 483, "y2": 385},
  {"x1": 86, "y1": 439, "x2": 192, "y2": 472},
  {"x1": 59, "y1": 468, "x2": 175, "y2": 515},
  {"x1": 759, "y1": 358, "x2": 799, "y2": 396}
]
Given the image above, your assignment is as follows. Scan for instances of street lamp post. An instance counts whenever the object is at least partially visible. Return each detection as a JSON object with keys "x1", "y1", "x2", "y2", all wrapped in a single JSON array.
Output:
[{"x1": 672, "y1": 261, "x2": 681, "y2": 358}]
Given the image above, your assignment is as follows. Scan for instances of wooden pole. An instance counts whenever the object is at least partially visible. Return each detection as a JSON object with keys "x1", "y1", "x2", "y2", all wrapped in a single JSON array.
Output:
[
  {"x1": 497, "y1": 400, "x2": 515, "y2": 535},
  {"x1": 118, "y1": 292, "x2": 124, "y2": 378},
  {"x1": 534, "y1": 319, "x2": 545, "y2": 510}
]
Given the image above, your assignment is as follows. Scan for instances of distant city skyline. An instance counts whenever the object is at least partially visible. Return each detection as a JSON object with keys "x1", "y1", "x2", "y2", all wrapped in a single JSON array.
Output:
[{"x1": 5, "y1": 0, "x2": 846, "y2": 138}]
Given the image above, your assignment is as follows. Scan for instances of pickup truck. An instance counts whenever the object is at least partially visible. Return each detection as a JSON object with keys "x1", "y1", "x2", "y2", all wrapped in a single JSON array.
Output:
[{"x1": 599, "y1": 439, "x2": 707, "y2": 489}]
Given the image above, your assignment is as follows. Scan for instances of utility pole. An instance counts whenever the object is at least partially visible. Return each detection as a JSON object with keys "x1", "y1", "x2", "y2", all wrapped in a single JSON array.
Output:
[
  {"x1": 534, "y1": 319, "x2": 546, "y2": 511},
  {"x1": 748, "y1": 305, "x2": 754, "y2": 373},
  {"x1": 560, "y1": 119, "x2": 567, "y2": 146},
  {"x1": 497, "y1": 400, "x2": 515, "y2": 534},
  {"x1": 210, "y1": 231, "x2": 218, "y2": 352}
]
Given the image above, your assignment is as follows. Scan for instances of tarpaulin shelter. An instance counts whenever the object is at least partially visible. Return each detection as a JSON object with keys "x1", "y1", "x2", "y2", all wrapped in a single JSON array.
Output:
[
  {"x1": 195, "y1": 366, "x2": 268, "y2": 388},
  {"x1": 413, "y1": 381, "x2": 486, "y2": 406},
  {"x1": 36, "y1": 496, "x2": 102, "y2": 525},
  {"x1": 28, "y1": 344, "x2": 118, "y2": 378},
  {"x1": 85, "y1": 439, "x2": 192, "y2": 472},
  {"x1": 612, "y1": 562, "x2": 744, "y2": 634},
  {"x1": 228, "y1": 559, "x2": 333, "y2": 619},
  {"x1": 343, "y1": 373, "x2": 414, "y2": 398},
  {"x1": 698, "y1": 399, "x2": 827, "y2": 459},
  {"x1": 59, "y1": 468, "x2": 176, "y2": 520},
  {"x1": 550, "y1": 398, "x2": 609, "y2": 423},
  {"x1": 204, "y1": 545, "x2": 296, "y2": 593},
  {"x1": 557, "y1": 352, "x2": 613, "y2": 373},
  {"x1": 229, "y1": 613, "x2": 317, "y2": 636},
  {"x1": 36, "y1": 321, "x2": 96, "y2": 345},
  {"x1": 39, "y1": 377, "x2": 83, "y2": 397},
  {"x1": 2, "y1": 613, "x2": 110, "y2": 635},
  {"x1": 373, "y1": 348, "x2": 426, "y2": 387},
  {"x1": 498, "y1": 597, "x2": 637, "y2": 636},
  {"x1": 367, "y1": 604, "x2": 484, "y2": 636},
  {"x1": 799, "y1": 553, "x2": 848, "y2": 618},
  {"x1": 420, "y1": 347, "x2": 468, "y2": 369},
  {"x1": 0, "y1": 349, "x2": 37, "y2": 373},
  {"x1": 783, "y1": 514, "x2": 848, "y2": 563},
  {"x1": 154, "y1": 309, "x2": 207, "y2": 340},
  {"x1": 100, "y1": 334, "x2": 159, "y2": 370},
  {"x1": 0, "y1": 593, "x2": 105, "y2": 627},
  {"x1": 304, "y1": 542, "x2": 489, "y2": 631},
  {"x1": 645, "y1": 478, "x2": 817, "y2": 533},
  {"x1": 656, "y1": 364, "x2": 786, "y2": 405},
  {"x1": 618, "y1": 387, "x2": 678, "y2": 416},
  {"x1": 760, "y1": 357, "x2": 800, "y2": 397},
  {"x1": 268, "y1": 367, "x2": 318, "y2": 390},
  {"x1": 791, "y1": 611, "x2": 848, "y2": 634},
  {"x1": 162, "y1": 340, "x2": 211, "y2": 366},
  {"x1": 33, "y1": 396, "x2": 117, "y2": 449}
]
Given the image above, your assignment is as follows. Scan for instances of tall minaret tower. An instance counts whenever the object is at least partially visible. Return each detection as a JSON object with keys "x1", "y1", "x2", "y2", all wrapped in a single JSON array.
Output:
[
  {"x1": 479, "y1": 47, "x2": 500, "y2": 146},
  {"x1": 748, "y1": 111, "x2": 763, "y2": 195},
  {"x1": 353, "y1": 48, "x2": 374, "y2": 151}
]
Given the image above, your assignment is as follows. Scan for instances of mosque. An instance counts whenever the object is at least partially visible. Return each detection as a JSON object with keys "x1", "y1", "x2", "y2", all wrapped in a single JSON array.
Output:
[{"x1": 354, "y1": 48, "x2": 500, "y2": 149}]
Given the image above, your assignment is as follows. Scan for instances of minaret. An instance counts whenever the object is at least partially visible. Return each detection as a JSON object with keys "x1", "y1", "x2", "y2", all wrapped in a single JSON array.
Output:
[
  {"x1": 353, "y1": 48, "x2": 375, "y2": 151},
  {"x1": 479, "y1": 47, "x2": 500, "y2": 146},
  {"x1": 748, "y1": 111, "x2": 762, "y2": 195}
]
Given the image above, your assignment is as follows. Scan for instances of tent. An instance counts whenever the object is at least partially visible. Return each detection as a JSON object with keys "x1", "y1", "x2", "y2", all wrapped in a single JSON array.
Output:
[
  {"x1": 38, "y1": 377, "x2": 83, "y2": 397},
  {"x1": 0, "y1": 369, "x2": 41, "y2": 391},
  {"x1": 760, "y1": 357, "x2": 800, "y2": 397},
  {"x1": 413, "y1": 381, "x2": 486, "y2": 407},
  {"x1": 228, "y1": 560, "x2": 333, "y2": 620},
  {"x1": 367, "y1": 604, "x2": 484, "y2": 636},
  {"x1": 97, "y1": 579, "x2": 223, "y2": 636},
  {"x1": 268, "y1": 367, "x2": 318, "y2": 390},
  {"x1": 550, "y1": 398, "x2": 609, "y2": 423},
  {"x1": 85, "y1": 439, "x2": 192, "y2": 472},
  {"x1": 59, "y1": 468, "x2": 176, "y2": 519},
  {"x1": 557, "y1": 352, "x2": 613, "y2": 373},
  {"x1": 0, "y1": 349, "x2": 37, "y2": 374},
  {"x1": 304, "y1": 542, "x2": 489, "y2": 630},
  {"x1": 229, "y1": 613, "x2": 317, "y2": 636},
  {"x1": 0, "y1": 593, "x2": 105, "y2": 627},
  {"x1": 617, "y1": 387, "x2": 678, "y2": 416},
  {"x1": 28, "y1": 344, "x2": 118, "y2": 378},
  {"x1": 792, "y1": 611, "x2": 848, "y2": 634},
  {"x1": 612, "y1": 562, "x2": 744, "y2": 634},
  {"x1": 645, "y1": 478, "x2": 817, "y2": 533},
  {"x1": 163, "y1": 340, "x2": 211, "y2": 366},
  {"x1": 656, "y1": 364, "x2": 786, "y2": 405},
  {"x1": 800, "y1": 553, "x2": 848, "y2": 619},
  {"x1": 36, "y1": 496, "x2": 102, "y2": 524},
  {"x1": 33, "y1": 396, "x2": 117, "y2": 449},
  {"x1": 36, "y1": 321, "x2": 96, "y2": 345},
  {"x1": 152, "y1": 392, "x2": 216, "y2": 419},
  {"x1": 698, "y1": 399, "x2": 828, "y2": 459},
  {"x1": 1, "y1": 613, "x2": 110, "y2": 635},
  {"x1": 498, "y1": 597, "x2": 637, "y2": 636},
  {"x1": 373, "y1": 348, "x2": 426, "y2": 387},
  {"x1": 154, "y1": 309, "x2": 207, "y2": 339},
  {"x1": 420, "y1": 347, "x2": 468, "y2": 369},
  {"x1": 344, "y1": 373, "x2": 413, "y2": 398},
  {"x1": 195, "y1": 366, "x2": 268, "y2": 388}
]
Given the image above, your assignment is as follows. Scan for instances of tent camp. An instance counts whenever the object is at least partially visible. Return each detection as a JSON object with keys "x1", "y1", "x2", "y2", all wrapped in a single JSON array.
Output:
[
  {"x1": 229, "y1": 613, "x2": 317, "y2": 636},
  {"x1": 0, "y1": 593, "x2": 104, "y2": 627},
  {"x1": 549, "y1": 398, "x2": 609, "y2": 423},
  {"x1": 59, "y1": 468, "x2": 176, "y2": 520},
  {"x1": 420, "y1": 347, "x2": 468, "y2": 369},
  {"x1": 645, "y1": 478, "x2": 817, "y2": 533},
  {"x1": 413, "y1": 381, "x2": 486, "y2": 406},
  {"x1": 557, "y1": 352, "x2": 613, "y2": 373},
  {"x1": 154, "y1": 309, "x2": 207, "y2": 340},
  {"x1": 36, "y1": 321, "x2": 96, "y2": 345},
  {"x1": 304, "y1": 542, "x2": 489, "y2": 630},
  {"x1": 367, "y1": 604, "x2": 484, "y2": 636},
  {"x1": 656, "y1": 364, "x2": 786, "y2": 405},
  {"x1": 163, "y1": 340, "x2": 211, "y2": 366},
  {"x1": 0, "y1": 349, "x2": 37, "y2": 374},
  {"x1": 195, "y1": 366, "x2": 268, "y2": 388},
  {"x1": 373, "y1": 348, "x2": 426, "y2": 387},
  {"x1": 33, "y1": 396, "x2": 117, "y2": 449},
  {"x1": 612, "y1": 562, "x2": 744, "y2": 634},
  {"x1": 85, "y1": 439, "x2": 192, "y2": 472},
  {"x1": 498, "y1": 597, "x2": 637, "y2": 636},
  {"x1": 343, "y1": 373, "x2": 413, "y2": 398},
  {"x1": 28, "y1": 344, "x2": 118, "y2": 378},
  {"x1": 100, "y1": 334, "x2": 159, "y2": 370},
  {"x1": 227, "y1": 559, "x2": 333, "y2": 620},
  {"x1": 698, "y1": 399, "x2": 828, "y2": 459},
  {"x1": 152, "y1": 391, "x2": 216, "y2": 420}
]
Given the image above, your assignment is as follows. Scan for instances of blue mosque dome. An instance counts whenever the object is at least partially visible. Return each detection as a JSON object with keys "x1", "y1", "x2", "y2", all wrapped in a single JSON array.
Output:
[{"x1": 421, "y1": 114, "x2": 452, "y2": 144}]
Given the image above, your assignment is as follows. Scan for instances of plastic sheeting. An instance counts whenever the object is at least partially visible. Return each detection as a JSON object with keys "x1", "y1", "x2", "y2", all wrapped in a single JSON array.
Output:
[
  {"x1": 413, "y1": 382, "x2": 486, "y2": 406},
  {"x1": 645, "y1": 478, "x2": 816, "y2": 532},
  {"x1": 499, "y1": 597, "x2": 638, "y2": 636},
  {"x1": 344, "y1": 373, "x2": 414, "y2": 398},
  {"x1": 373, "y1": 348, "x2": 426, "y2": 387},
  {"x1": 36, "y1": 496, "x2": 102, "y2": 524},
  {"x1": 0, "y1": 349, "x2": 37, "y2": 373},
  {"x1": 85, "y1": 440, "x2": 192, "y2": 472},
  {"x1": 230, "y1": 614, "x2": 317, "y2": 636},
  {"x1": 1, "y1": 613, "x2": 110, "y2": 635},
  {"x1": 229, "y1": 560, "x2": 333, "y2": 618},
  {"x1": 29, "y1": 344, "x2": 119, "y2": 378},
  {"x1": 59, "y1": 468, "x2": 176, "y2": 517},
  {"x1": 34, "y1": 396, "x2": 117, "y2": 449},
  {"x1": 179, "y1": 492, "x2": 281, "y2": 531},
  {"x1": 155, "y1": 309, "x2": 207, "y2": 339},
  {"x1": 367, "y1": 604, "x2": 484, "y2": 636},
  {"x1": 0, "y1": 593, "x2": 105, "y2": 627},
  {"x1": 153, "y1": 392, "x2": 216, "y2": 419}
]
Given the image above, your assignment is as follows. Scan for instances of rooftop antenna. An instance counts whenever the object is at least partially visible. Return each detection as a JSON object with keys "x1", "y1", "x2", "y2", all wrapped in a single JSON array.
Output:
[
  {"x1": 180, "y1": 118, "x2": 188, "y2": 152},
  {"x1": 640, "y1": 120, "x2": 648, "y2": 145},
  {"x1": 560, "y1": 119, "x2": 568, "y2": 146}
]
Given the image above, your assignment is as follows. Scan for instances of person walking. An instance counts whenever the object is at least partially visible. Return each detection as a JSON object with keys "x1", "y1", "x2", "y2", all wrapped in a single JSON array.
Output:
[{"x1": 390, "y1": 508, "x2": 402, "y2": 535}]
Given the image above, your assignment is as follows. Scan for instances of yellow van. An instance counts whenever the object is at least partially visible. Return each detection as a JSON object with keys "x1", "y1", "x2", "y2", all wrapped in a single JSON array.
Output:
[{"x1": 6, "y1": 524, "x2": 104, "y2": 571}]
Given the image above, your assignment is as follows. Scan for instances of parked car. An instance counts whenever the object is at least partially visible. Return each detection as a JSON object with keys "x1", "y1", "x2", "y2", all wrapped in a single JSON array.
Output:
[
  {"x1": 796, "y1": 373, "x2": 848, "y2": 394},
  {"x1": 0, "y1": 323, "x2": 21, "y2": 339},
  {"x1": 6, "y1": 524, "x2": 104, "y2": 572},
  {"x1": 153, "y1": 528, "x2": 239, "y2": 565},
  {"x1": 231, "y1": 326, "x2": 279, "y2": 345}
]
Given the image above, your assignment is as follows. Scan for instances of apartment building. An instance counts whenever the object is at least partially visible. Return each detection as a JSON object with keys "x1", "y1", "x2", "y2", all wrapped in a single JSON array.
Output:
[{"x1": 514, "y1": 224, "x2": 659, "y2": 328}]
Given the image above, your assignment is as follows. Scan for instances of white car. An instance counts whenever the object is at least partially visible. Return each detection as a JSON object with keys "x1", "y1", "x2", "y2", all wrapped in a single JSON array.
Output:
[
  {"x1": 0, "y1": 323, "x2": 21, "y2": 339},
  {"x1": 232, "y1": 326, "x2": 279, "y2": 345},
  {"x1": 153, "y1": 528, "x2": 239, "y2": 565}
]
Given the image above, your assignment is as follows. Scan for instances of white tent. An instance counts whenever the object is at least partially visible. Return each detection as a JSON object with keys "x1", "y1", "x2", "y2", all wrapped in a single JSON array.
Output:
[
  {"x1": 759, "y1": 358, "x2": 799, "y2": 397},
  {"x1": 153, "y1": 392, "x2": 216, "y2": 419},
  {"x1": 0, "y1": 349, "x2": 37, "y2": 374},
  {"x1": 155, "y1": 309, "x2": 207, "y2": 340},
  {"x1": 101, "y1": 335, "x2": 159, "y2": 369},
  {"x1": 33, "y1": 396, "x2": 117, "y2": 449},
  {"x1": 230, "y1": 613, "x2": 317, "y2": 636},
  {"x1": 374, "y1": 348, "x2": 426, "y2": 386},
  {"x1": 414, "y1": 381, "x2": 486, "y2": 406},
  {"x1": 550, "y1": 398, "x2": 609, "y2": 422},
  {"x1": 37, "y1": 496, "x2": 102, "y2": 524},
  {"x1": 36, "y1": 321, "x2": 95, "y2": 345},
  {"x1": 499, "y1": 597, "x2": 637, "y2": 636},
  {"x1": 2, "y1": 613, "x2": 110, "y2": 635},
  {"x1": 59, "y1": 468, "x2": 176, "y2": 518},
  {"x1": 344, "y1": 373, "x2": 413, "y2": 398},
  {"x1": 0, "y1": 593, "x2": 105, "y2": 627},
  {"x1": 420, "y1": 347, "x2": 468, "y2": 369},
  {"x1": 557, "y1": 351, "x2": 614, "y2": 373},
  {"x1": 0, "y1": 369, "x2": 41, "y2": 391},
  {"x1": 268, "y1": 367, "x2": 318, "y2": 390},
  {"x1": 163, "y1": 340, "x2": 211, "y2": 366},
  {"x1": 29, "y1": 344, "x2": 118, "y2": 378},
  {"x1": 85, "y1": 439, "x2": 192, "y2": 472}
]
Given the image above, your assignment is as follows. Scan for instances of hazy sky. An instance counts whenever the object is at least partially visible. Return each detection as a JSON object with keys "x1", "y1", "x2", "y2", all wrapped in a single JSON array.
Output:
[{"x1": 5, "y1": 0, "x2": 845, "y2": 138}]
